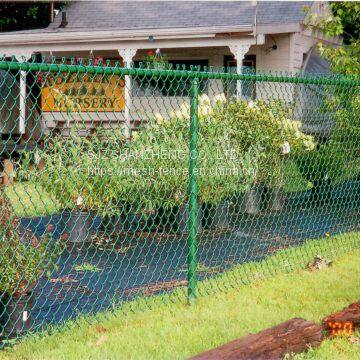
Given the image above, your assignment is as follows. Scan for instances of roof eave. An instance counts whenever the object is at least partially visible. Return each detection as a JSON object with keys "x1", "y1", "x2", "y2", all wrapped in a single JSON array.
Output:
[
  {"x1": 257, "y1": 23, "x2": 302, "y2": 34},
  {"x1": 0, "y1": 25, "x2": 254, "y2": 46}
]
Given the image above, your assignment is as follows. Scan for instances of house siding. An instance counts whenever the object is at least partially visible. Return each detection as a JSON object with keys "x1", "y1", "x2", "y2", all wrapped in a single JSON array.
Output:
[
  {"x1": 292, "y1": 32, "x2": 316, "y2": 70},
  {"x1": 256, "y1": 33, "x2": 291, "y2": 72},
  {"x1": 254, "y1": 34, "x2": 295, "y2": 102}
]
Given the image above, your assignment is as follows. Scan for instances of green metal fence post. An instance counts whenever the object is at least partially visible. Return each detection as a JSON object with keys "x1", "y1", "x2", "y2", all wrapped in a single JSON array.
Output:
[{"x1": 187, "y1": 77, "x2": 199, "y2": 305}]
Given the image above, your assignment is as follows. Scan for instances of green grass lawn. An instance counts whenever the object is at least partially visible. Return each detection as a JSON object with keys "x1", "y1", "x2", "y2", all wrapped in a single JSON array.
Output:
[
  {"x1": 1, "y1": 247, "x2": 359, "y2": 360},
  {"x1": 294, "y1": 332, "x2": 360, "y2": 360},
  {"x1": 5, "y1": 182, "x2": 60, "y2": 218}
]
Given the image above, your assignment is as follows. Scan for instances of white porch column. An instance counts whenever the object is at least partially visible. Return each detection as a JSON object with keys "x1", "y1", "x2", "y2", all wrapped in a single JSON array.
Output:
[
  {"x1": 228, "y1": 44, "x2": 251, "y2": 98},
  {"x1": 118, "y1": 49, "x2": 137, "y2": 139},
  {"x1": 10, "y1": 52, "x2": 33, "y2": 135},
  {"x1": 19, "y1": 70, "x2": 27, "y2": 134}
]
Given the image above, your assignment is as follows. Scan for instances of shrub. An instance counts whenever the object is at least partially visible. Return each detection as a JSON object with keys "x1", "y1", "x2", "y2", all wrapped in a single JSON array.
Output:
[
  {"x1": 209, "y1": 99, "x2": 315, "y2": 189},
  {"x1": 29, "y1": 96, "x2": 315, "y2": 216},
  {"x1": 106, "y1": 96, "x2": 262, "y2": 211},
  {"x1": 327, "y1": 94, "x2": 360, "y2": 181},
  {"x1": 295, "y1": 94, "x2": 360, "y2": 185},
  {"x1": 106, "y1": 96, "x2": 315, "y2": 211},
  {"x1": 32, "y1": 128, "x2": 125, "y2": 214},
  {"x1": 0, "y1": 191, "x2": 64, "y2": 295}
]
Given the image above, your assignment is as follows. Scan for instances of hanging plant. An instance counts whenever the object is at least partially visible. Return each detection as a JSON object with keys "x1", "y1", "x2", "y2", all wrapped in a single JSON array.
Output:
[
  {"x1": 142, "y1": 49, "x2": 170, "y2": 70},
  {"x1": 136, "y1": 49, "x2": 172, "y2": 95},
  {"x1": 93, "y1": 56, "x2": 104, "y2": 66}
]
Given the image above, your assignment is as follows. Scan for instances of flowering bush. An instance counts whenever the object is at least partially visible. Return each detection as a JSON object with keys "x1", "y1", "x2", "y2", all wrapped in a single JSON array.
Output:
[
  {"x1": 154, "y1": 96, "x2": 315, "y2": 190},
  {"x1": 141, "y1": 49, "x2": 170, "y2": 69},
  {"x1": 110, "y1": 95, "x2": 315, "y2": 211},
  {"x1": 126, "y1": 121, "x2": 259, "y2": 211},
  {"x1": 217, "y1": 99, "x2": 314, "y2": 188},
  {"x1": 30, "y1": 95, "x2": 315, "y2": 217}
]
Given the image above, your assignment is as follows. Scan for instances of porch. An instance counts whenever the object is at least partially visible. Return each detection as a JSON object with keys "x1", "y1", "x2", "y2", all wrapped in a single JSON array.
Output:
[{"x1": 2, "y1": 34, "x2": 273, "y2": 139}]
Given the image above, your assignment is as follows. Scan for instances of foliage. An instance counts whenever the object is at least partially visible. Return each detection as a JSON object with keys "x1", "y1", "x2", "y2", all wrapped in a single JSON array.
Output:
[
  {"x1": 318, "y1": 40, "x2": 360, "y2": 76},
  {"x1": 0, "y1": 2, "x2": 66, "y2": 32},
  {"x1": 74, "y1": 263, "x2": 101, "y2": 273},
  {"x1": 5, "y1": 181, "x2": 60, "y2": 218},
  {"x1": 294, "y1": 146, "x2": 329, "y2": 184},
  {"x1": 208, "y1": 99, "x2": 315, "y2": 188},
  {"x1": 31, "y1": 96, "x2": 314, "y2": 214},
  {"x1": 125, "y1": 95, "x2": 263, "y2": 209},
  {"x1": 283, "y1": 160, "x2": 312, "y2": 193},
  {"x1": 0, "y1": 190, "x2": 64, "y2": 295},
  {"x1": 141, "y1": 49, "x2": 170, "y2": 70},
  {"x1": 24, "y1": 127, "x2": 125, "y2": 213},
  {"x1": 330, "y1": 2, "x2": 360, "y2": 43},
  {"x1": 104, "y1": 96, "x2": 315, "y2": 213},
  {"x1": 136, "y1": 50, "x2": 182, "y2": 96},
  {"x1": 294, "y1": 331, "x2": 360, "y2": 359},
  {"x1": 295, "y1": 83, "x2": 359, "y2": 186},
  {"x1": 301, "y1": 3, "x2": 360, "y2": 184},
  {"x1": 295, "y1": 97, "x2": 360, "y2": 185},
  {"x1": 326, "y1": 94, "x2": 360, "y2": 181},
  {"x1": 307, "y1": 2, "x2": 360, "y2": 75}
]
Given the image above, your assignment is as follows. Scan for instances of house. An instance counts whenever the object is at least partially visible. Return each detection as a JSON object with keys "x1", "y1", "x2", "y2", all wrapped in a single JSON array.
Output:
[{"x1": 0, "y1": 1, "x2": 340, "y2": 141}]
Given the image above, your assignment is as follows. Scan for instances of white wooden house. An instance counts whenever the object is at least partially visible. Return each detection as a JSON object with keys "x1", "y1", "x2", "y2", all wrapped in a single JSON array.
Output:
[{"x1": 0, "y1": 1, "x2": 340, "y2": 141}]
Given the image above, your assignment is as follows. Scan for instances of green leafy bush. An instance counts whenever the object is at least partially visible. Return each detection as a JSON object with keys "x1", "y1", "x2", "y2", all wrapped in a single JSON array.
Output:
[
  {"x1": 102, "y1": 96, "x2": 315, "y2": 212},
  {"x1": 295, "y1": 95, "x2": 360, "y2": 185},
  {"x1": 30, "y1": 96, "x2": 315, "y2": 216},
  {"x1": 32, "y1": 128, "x2": 125, "y2": 213},
  {"x1": 209, "y1": 98, "x2": 315, "y2": 188},
  {"x1": 327, "y1": 95, "x2": 360, "y2": 181},
  {"x1": 101, "y1": 96, "x2": 260, "y2": 212},
  {"x1": 0, "y1": 192, "x2": 64, "y2": 295}
]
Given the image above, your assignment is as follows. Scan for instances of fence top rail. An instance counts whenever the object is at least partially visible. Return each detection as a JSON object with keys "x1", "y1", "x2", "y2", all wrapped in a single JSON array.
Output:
[{"x1": 0, "y1": 59, "x2": 359, "y2": 87}]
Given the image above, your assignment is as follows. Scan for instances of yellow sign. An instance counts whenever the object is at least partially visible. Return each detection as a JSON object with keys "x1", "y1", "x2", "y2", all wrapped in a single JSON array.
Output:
[{"x1": 41, "y1": 73, "x2": 125, "y2": 112}]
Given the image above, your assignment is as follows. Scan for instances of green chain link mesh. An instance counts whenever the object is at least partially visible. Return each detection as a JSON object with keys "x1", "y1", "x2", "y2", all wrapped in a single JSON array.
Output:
[{"x1": 0, "y1": 56, "x2": 359, "y2": 342}]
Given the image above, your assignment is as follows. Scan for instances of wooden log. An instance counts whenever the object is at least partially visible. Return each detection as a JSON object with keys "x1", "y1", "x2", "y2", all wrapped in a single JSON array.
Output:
[
  {"x1": 323, "y1": 301, "x2": 360, "y2": 336},
  {"x1": 191, "y1": 318, "x2": 324, "y2": 360}
]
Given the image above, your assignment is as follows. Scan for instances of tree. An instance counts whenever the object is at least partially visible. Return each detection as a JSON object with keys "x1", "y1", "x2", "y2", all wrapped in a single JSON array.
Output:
[
  {"x1": 296, "y1": 2, "x2": 360, "y2": 203},
  {"x1": 331, "y1": 2, "x2": 360, "y2": 43},
  {"x1": 308, "y1": 2, "x2": 360, "y2": 75},
  {"x1": 0, "y1": 2, "x2": 65, "y2": 32}
]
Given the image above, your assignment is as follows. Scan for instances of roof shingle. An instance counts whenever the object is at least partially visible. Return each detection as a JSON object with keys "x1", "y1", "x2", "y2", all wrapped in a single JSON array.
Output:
[{"x1": 49, "y1": 1, "x2": 312, "y2": 32}]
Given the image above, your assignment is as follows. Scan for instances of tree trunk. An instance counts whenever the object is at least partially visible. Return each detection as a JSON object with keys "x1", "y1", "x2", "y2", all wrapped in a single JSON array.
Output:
[{"x1": 191, "y1": 318, "x2": 324, "y2": 360}]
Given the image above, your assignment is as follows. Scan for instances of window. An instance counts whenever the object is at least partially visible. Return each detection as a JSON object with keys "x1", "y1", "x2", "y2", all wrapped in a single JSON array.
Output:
[
  {"x1": 132, "y1": 59, "x2": 209, "y2": 97},
  {"x1": 224, "y1": 55, "x2": 256, "y2": 99}
]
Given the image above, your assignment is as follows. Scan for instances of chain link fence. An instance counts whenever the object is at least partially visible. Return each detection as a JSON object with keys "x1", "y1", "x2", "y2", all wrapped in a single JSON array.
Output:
[{"x1": 0, "y1": 57, "x2": 359, "y2": 342}]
